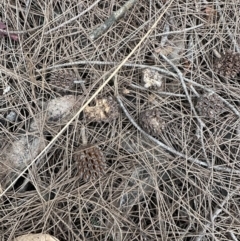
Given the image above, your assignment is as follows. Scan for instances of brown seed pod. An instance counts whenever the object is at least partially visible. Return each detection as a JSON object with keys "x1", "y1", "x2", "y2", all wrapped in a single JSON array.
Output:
[
  {"x1": 73, "y1": 144, "x2": 106, "y2": 182},
  {"x1": 139, "y1": 108, "x2": 166, "y2": 137},
  {"x1": 214, "y1": 51, "x2": 240, "y2": 78},
  {"x1": 84, "y1": 96, "x2": 120, "y2": 122},
  {"x1": 195, "y1": 93, "x2": 225, "y2": 119},
  {"x1": 49, "y1": 69, "x2": 77, "y2": 93}
]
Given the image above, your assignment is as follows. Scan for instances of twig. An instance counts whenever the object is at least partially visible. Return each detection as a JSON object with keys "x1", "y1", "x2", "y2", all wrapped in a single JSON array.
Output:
[
  {"x1": 213, "y1": 48, "x2": 221, "y2": 59},
  {"x1": 116, "y1": 95, "x2": 240, "y2": 175},
  {"x1": 44, "y1": 0, "x2": 101, "y2": 35},
  {"x1": 0, "y1": 24, "x2": 42, "y2": 34},
  {"x1": 229, "y1": 231, "x2": 239, "y2": 241},
  {"x1": 89, "y1": 0, "x2": 138, "y2": 41},
  {"x1": 190, "y1": 85, "x2": 209, "y2": 164},
  {"x1": 74, "y1": 80, "x2": 85, "y2": 84},
  {"x1": 81, "y1": 125, "x2": 87, "y2": 145},
  {"x1": 190, "y1": 85, "x2": 200, "y2": 97},
  {"x1": 130, "y1": 83, "x2": 186, "y2": 97},
  {"x1": 194, "y1": 188, "x2": 238, "y2": 241},
  {"x1": 152, "y1": 24, "x2": 204, "y2": 38},
  {"x1": 186, "y1": 34, "x2": 195, "y2": 64}
]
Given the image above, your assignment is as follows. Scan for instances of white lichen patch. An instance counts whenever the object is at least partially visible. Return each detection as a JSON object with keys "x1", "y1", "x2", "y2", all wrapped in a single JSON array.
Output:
[
  {"x1": 84, "y1": 97, "x2": 119, "y2": 122},
  {"x1": 46, "y1": 95, "x2": 78, "y2": 121},
  {"x1": 0, "y1": 134, "x2": 46, "y2": 189},
  {"x1": 13, "y1": 234, "x2": 60, "y2": 241},
  {"x1": 142, "y1": 68, "x2": 163, "y2": 89}
]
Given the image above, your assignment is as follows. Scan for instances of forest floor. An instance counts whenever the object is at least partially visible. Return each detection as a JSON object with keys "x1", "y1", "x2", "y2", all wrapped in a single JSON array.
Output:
[{"x1": 1, "y1": 1, "x2": 240, "y2": 240}]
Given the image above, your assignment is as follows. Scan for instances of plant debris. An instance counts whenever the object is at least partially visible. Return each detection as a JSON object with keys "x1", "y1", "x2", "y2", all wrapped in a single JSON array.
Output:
[
  {"x1": 49, "y1": 69, "x2": 77, "y2": 94},
  {"x1": 84, "y1": 96, "x2": 120, "y2": 122},
  {"x1": 45, "y1": 95, "x2": 80, "y2": 122},
  {"x1": 142, "y1": 68, "x2": 163, "y2": 89},
  {"x1": 73, "y1": 144, "x2": 106, "y2": 182},
  {"x1": 214, "y1": 51, "x2": 240, "y2": 78},
  {"x1": 0, "y1": 135, "x2": 45, "y2": 190},
  {"x1": 1, "y1": 1, "x2": 240, "y2": 240},
  {"x1": 139, "y1": 108, "x2": 166, "y2": 137},
  {"x1": 195, "y1": 93, "x2": 226, "y2": 119}
]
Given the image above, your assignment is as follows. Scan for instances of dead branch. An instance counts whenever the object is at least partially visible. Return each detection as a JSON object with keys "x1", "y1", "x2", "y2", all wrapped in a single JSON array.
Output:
[{"x1": 89, "y1": 0, "x2": 138, "y2": 41}]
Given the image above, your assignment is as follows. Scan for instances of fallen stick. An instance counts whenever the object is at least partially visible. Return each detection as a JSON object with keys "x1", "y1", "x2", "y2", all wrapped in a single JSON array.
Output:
[{"x1": 89, "y1": 0, "x2": 138, "y2": 41}]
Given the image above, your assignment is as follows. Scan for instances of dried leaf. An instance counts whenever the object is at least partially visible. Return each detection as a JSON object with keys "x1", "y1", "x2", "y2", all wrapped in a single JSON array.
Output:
[
  {"x1": 205, "y1": 6, "x2": 216, "y2": 17},
  {"x1": 205, "y1": 6, "x2": 215, "y2": 15}
]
